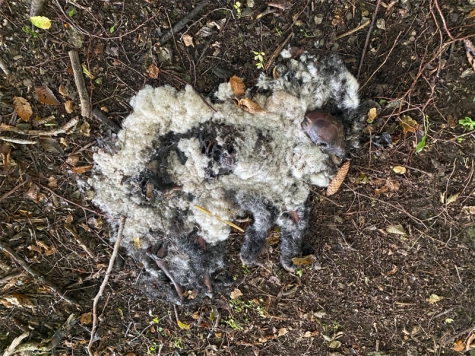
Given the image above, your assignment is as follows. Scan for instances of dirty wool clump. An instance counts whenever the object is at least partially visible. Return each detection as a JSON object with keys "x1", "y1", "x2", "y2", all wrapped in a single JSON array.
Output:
[{"x1": 89, "y1": 52, "x2": 363, "y2": 303}]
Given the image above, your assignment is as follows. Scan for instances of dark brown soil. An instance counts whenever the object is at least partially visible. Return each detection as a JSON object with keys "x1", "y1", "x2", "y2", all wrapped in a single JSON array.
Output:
[{"x1": 1, "y1": 1, "x2": 475, "y2": 355}]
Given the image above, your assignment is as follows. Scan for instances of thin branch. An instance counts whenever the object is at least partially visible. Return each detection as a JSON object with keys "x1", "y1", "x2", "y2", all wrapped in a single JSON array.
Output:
[
  {"x1": 0, "y1": 118, "x2": 79, "y2": 136},
  {"x1": 0, "y1": 241, "x2": 77, "y2": 305},
  {"x1": 337, "y1": 20, "x2": 370, "y2": 40},
  {"x1": 357, "y1": 0, "x2": 382, "y2": 79},
  {"x1": 160, "y1": 1, "x2": 210, "y2": 45},
  {"x1": 0, "y1": 137, "x2": 36, "y2": 144},
  {"x1": 87, "y1": 216, "x2": 126, "y2": 356},
  {"x1": 69, "y1": 50, "x2": 91, "y2": 118},
  {"x1": 92, "y1": 108, "x2": 121, "y2": 133}
]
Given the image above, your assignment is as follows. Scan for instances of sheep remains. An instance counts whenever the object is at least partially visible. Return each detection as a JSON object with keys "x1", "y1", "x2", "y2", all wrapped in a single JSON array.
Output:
[{"x1": 89, "y1": 50, "x2": 365, "y2": 303}]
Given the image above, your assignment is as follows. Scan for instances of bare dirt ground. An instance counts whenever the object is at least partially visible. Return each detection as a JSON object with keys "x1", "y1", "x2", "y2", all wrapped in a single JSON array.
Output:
[{"x1": 1, "y1": 0, "x2": 475, "y2": 355}]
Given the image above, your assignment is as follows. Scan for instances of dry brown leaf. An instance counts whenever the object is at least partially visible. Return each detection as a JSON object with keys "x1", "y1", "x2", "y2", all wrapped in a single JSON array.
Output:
[
  {"x1": 13, "y1": 97, "x2": 33, "y2": 122},
  {"x1": 230, "y1": 288, "x2": 243, "y2": 299},
  {"x1": 72, "y1": 165, "x2": 92, "y2": 174},
  {"x1": 447, "y1": 114, "x2": 457, "y2": 129},
  {"x1": 235, "y1": 98, "x2": 266, "y2": 113},
  {"x1": 79, "y1": 121, "x2": 90, "y2": 136},
  {"x1": 177, "y1": 320, "x2": 190, "y2": 330},
  {"x1": 327, "y1": 160, "x2": 350, "y2": 196},
  {"x1": 464, "y1": 39, "x2": 475, "y2": 71},
  {"x1": 367, "y1": 107, "x2": 377, "y2": 123},
  {"x1": 3, "y1": 294, "x2": 36, "y2": 309},
  {"x1": 26, "y1": 182, "x2": 47, "y2": 203},
  {"x1": 145, "y1": 182, "x2": 154, "y2": 200},
  {"x1": 303, "y1": 330, "x2": 319, "y2": 338},
  {"x1": 0, "y1": 144, "x2": 12, "y2": 169},
  {"x1": 400, "y1": 115, "x2": 419, "y2": 134},
  {"x1": 427, "y1": 293, "x2": 443, "y2": 304},
  {"x1": 80, "y1": 312, "x2": 92, "y2": 325},
  {"x1": 36, "y1": 240, "x2": 56, "y2": 255},
  {"x1": 468, "y1": 8, "x2": 475, "y2": 19},
  {"x1": 393, "y1": 166, "x2": 406, "y2": 174},
  {"x1": 386, "y1": 224, "x2": 407, "y2": 236},
  {"x1": 230, "y1": 75, "x2": 246, "y2": 96},
  {"x1": 182, "y1": 34, "x2": 194, "y2": 47},
  {"x1": 277, "y1": 328, "x2": 288, "y2": 337},
  {"x1": 291, "y1": 254, "x2": 317, "y2": 266},
  {"x1": 266, "y1": 228, "x2": 280, "y2": 246},
  {"x1": 453, "y1": 339, "x2": 465, "y2": 352},
  {"x1": 39, "y1": 138, "x2": 64, "y2": 154},
  {"x1": 0, "y1": 299, "x2": 13, "y2": 308},
  {"x1": 148, "y1": 64, "x2": 160, "y2": 79},
  {"x1": 28, "y1": 244, "x2": 42, "y2": 253},
  {"x1": 58, "y1": 84, "x2": 68, "y2": 97},
  {"x1": 66, "y1": 154, "x2": 79, "y2": 166},
  {"x1": 374, "y1": 177, "x2": 400, "y2": 195},
  {"x1": 332, "y1": 15, "x2": 344, "y2": 26},
  {"x1": 35, "y1": 86, "x2": 60, "y2": 106},
  {"x1": 466, "y1": 333, "x2": 475, "y2": 351},
  {"x1": 64, "y1": 100, "x2": 74, "y2": 114}
]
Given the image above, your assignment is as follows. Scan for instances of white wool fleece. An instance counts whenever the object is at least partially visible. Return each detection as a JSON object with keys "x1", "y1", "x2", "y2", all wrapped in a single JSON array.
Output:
[{"x1": 90, "y1": 58, "x2": 359, "y2": 247}]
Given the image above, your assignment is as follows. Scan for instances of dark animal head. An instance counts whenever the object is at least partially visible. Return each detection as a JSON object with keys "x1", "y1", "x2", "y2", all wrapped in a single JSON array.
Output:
[{"x1": 301, "y1": 110, "x2": 346, "y2": 158}]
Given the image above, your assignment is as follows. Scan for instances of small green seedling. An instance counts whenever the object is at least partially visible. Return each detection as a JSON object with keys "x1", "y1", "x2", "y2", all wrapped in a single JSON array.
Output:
[
  {"x1": 253, "y1": 51, "x2": 265, "y2": 69},
  {"x1": 459, "y1": 116, "x2": 475, "y2": 130},
  {"x1": 22, "y1": 26, "x2": 38, "y2": 38},
  {"x1": 234, "y1": 1, "x2": 242, "y2": 18},
  {"x1": 68, "y1": 7, "x2": 76, "y2": 17},
  {"x1": 416, "y1": 115, "x2": 429, "y2": 153},
  {"x1": 225, "y1": 317, "x2": 243, "y2": 330}
]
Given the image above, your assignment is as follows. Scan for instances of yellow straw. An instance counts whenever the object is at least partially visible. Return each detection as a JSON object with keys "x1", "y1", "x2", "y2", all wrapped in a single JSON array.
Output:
[{"x1": 193, "y1": 205, "x2": 244, "y2": 232}]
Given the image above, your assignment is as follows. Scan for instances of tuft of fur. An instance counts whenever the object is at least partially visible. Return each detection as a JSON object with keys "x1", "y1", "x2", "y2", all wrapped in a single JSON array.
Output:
[{"x1": 89, "y1": 50, "x2": 365, "y2": 304}]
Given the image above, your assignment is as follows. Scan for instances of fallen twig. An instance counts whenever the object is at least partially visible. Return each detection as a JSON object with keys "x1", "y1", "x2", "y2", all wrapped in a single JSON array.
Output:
[
  {"x1": 87, "y1": 216, "x2": 126, "y2": 356},
  {"x1": 357, "y1": 0, "x2": 382, "y2": 79},
  {"x1": 92, "y1": 108, "x2": 121, "y2": 133},
  {"x1": 64, "y1": 223, "x2": 95, "y2": 258},
  {"x1": 0, "y1": 117, "x2": 79, "y2": 136},
  {"x1": 30, "y1": 0, "x2": 45, "y2": 16},
  {"x1": 0, "y1": 180, "x2": 29, "y2": 203},
  {"x1": 265, "y1": 32, "x2": 294, "y2": 71},
  {"x1": 0, "y1": 57, "x2": 10, "y2": 75},
  {"x1": 0, "y1": 272, "x2": 25, "y2": 284},
  {"x1": 359, "y1": 31, "x2": 403, "y2": 90},
  {"x1": 0, "y1": 137, "x2": 36, "y2": 144},
  {"x1": 0, "y1": 241, "x2": 77, "y2": 305},
  {"x1": 69, "y1": 50, "x2": 91, "y2": 118},
  {"x1": 160, "y1": 1, "x2": 210, "y2": 45},
  {"x1": 337, "y1": 20, "x2": 370, "y2": 40},
  {"x1": 194, "y1": 204, "x2": 244, "y2": 232}
]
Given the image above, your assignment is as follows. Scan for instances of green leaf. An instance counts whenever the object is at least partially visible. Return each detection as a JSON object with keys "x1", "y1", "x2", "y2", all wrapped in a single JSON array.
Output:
[
  {"x1": 415, "y1": 134, "x2": 426, "y2": 153},
  {"x1": 68, "y1": 8, "x2": 76, "y2": 17},
  {"x1": 459, "y1": 117, "x2": 475, "y2": 130},
  {"x1": 110, "y1": 25, "x2": 115, "y2": 33},
  {"x1": 30, "y1": 16, "x2": 51, "y2": 29}
]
